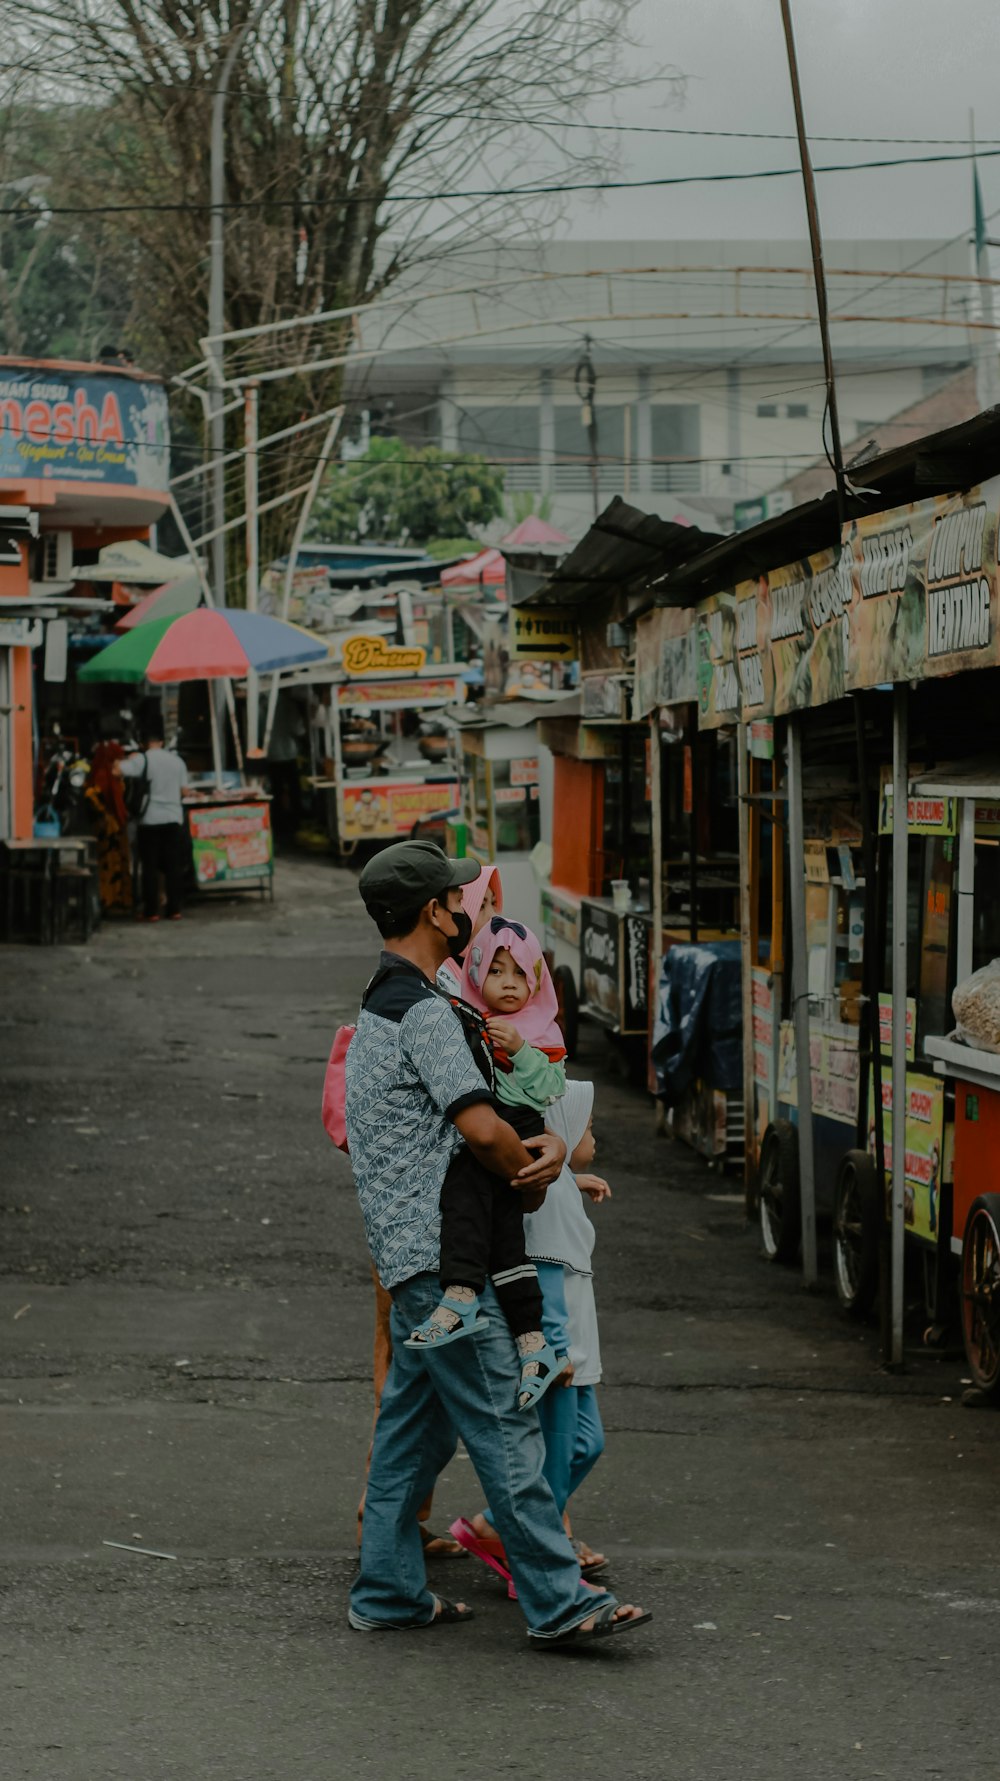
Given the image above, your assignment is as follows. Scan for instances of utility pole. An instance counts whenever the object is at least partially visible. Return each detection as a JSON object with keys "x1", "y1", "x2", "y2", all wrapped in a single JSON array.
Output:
[
  {"x1": 575, "y1": 335, "x2": 599, "y2": 521},
  {"x1": 208, "y1": 17, "x2": 255, "y2": 606},
  {"x1": 244, "y1": 380, "x2": 260, "y2": 754},
  {"x1": 779, "y1": 0, "x2": 846, "y2": 523}
]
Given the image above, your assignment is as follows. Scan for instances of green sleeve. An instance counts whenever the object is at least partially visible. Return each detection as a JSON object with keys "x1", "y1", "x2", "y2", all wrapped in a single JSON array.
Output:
[{"x1": 507, "y1": 1044, "x2": 565, "y2": 1105}]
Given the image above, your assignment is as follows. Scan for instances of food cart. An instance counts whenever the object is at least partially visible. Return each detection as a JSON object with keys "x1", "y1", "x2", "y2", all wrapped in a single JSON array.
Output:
[
  {"x1": 298, "y1": 638, "x2": 464, "y2": 856},
  {"x1": 183, "y1": 781, "x2": 274, "y2": 899}
]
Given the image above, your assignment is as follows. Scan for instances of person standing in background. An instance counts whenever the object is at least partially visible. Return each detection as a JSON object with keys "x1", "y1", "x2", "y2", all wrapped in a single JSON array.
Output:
[{"x1": 116, "y1": 718, "x2": 189, "y2": 922}]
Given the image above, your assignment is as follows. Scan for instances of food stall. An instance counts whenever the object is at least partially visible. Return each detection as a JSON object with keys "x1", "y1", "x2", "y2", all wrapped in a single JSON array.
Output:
[
  {"x1": 183, "y1": 781, "x2": 274, "y2": 899},
  {"x1": 298, "y1": 637, "x2": 464, "y2": 856},
  {"x1": 633, "y1": 426, "x2": 1000, "y2": 1373},
  {"x1": 449, "y1": 695, "x2": 566, "y2": 937}
]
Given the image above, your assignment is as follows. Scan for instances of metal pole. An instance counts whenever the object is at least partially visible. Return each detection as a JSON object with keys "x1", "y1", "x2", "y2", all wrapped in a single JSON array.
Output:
[
  {"x1": 281, "y1": 409, "x2": 344, "y2": 622},
  {"x1": 245, "y1": 380, "x2": 260, "y2": 755},
  {"x1": 890, "y1": 684, "x2": 909, "y2": 1367},
  {"x1": 786, "y1": 714, "x2": 818, "y2": 1286},
  {"x1": 737, "y1": 723, "x2": 756, "y2": 1196},
  {"x1": 779, "y1": 0, "x2": 847, "y2": 522},
  {"x1": 208, "y1": 20, "x2": 253, "y2": 606},
  {"x1": 262, "y1": 670, "x2": 282, "y2": 758}
]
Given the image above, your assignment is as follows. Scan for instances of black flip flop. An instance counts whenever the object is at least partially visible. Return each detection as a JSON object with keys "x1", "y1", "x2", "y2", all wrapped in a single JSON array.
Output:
[{"x1": 537, "y1": 1600, "x2": 652, "y2": 1645}]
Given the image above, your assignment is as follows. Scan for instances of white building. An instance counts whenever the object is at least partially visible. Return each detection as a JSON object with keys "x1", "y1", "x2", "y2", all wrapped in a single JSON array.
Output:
[{"x1": 348, "y1": 237, "x2": 976, "y2": 534}]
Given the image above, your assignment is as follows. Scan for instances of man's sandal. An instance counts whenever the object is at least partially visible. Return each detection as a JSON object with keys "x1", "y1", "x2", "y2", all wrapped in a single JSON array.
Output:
[
  {"x1": 403, "y1": 1295, "x2": 489, "y2": 1349},
  {"x1": 348, "y1": 1596, "x2": 474, "y2": 1632},
  {"x1": 419, "y1": 1525, "x2": 464, "y2": 1558},
  {"x1": 534, "y1": 1599, "x2": 652, "y2": 1645},
  {"x1": 517, "y1": 1342, "x2": 566, "y2": 1411}
]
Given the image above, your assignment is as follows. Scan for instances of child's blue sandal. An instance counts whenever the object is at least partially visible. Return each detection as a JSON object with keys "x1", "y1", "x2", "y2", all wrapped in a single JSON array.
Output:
[
  {"x1": 403, "y1": 1295, "x2": 490, "y2": 1349},
  {"x1": 517, "y1": 1343, "x2": 566, "y2": 1411}
]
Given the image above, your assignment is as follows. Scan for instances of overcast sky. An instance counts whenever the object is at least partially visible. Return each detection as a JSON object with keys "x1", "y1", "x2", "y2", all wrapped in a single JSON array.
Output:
[{"x1": 562, "y1": 0, "x2": 1000, "y2": 244}]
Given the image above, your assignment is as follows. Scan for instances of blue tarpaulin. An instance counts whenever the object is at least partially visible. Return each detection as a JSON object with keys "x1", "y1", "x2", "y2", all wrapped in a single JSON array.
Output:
[{"x1": 652, "y1": 940, "x2": 742, "y2": 1104}]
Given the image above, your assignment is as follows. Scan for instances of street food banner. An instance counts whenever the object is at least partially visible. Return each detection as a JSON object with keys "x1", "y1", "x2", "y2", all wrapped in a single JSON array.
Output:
[
  {"x1": 776, "y1": 1021, "x2": 860, "y2": 1126},
  {"x1": 189, "y1": 802, "x2": 272, "y2": 886},
  {"x1": 690, "y1": 474, "x2": 1000, "y2": 729},
  {"x1": 337, "y1": 676, "x2": 460, "y2": 708},
  {"x1": 868, "y1": 1068, "x2": 945, "y2": 1243},
  {"x1": 340, "y1": 778, "x2": 458, "y2": 840}
]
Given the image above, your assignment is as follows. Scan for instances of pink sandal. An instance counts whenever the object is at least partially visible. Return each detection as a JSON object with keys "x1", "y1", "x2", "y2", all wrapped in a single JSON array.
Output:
[{"x1": 449, "y1": 1517, "x2": 517, "y2": 1600}]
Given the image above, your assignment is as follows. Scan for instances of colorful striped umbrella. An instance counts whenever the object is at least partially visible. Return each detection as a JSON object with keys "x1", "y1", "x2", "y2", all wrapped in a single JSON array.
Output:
[
  {"x1": 79, "y1": 607, "x2": 329, "y2": 684},
  {"x1": 115, "y1": 572, "x2": 203, "y2": 632}
]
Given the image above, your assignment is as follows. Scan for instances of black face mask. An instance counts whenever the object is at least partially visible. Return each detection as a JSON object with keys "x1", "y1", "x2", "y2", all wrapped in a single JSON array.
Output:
[{"x1": 442, "y1": 907, "x2": 473, "y2": 963}]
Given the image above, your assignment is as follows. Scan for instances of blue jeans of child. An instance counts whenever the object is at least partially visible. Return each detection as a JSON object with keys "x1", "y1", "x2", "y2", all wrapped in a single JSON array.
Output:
[
  {"x1": 349, "y1": 1272, "x2": 612, "y2": 1638},
  {"x1": 537, "y1": 1382, "x2": 605, "y2": 1516}
]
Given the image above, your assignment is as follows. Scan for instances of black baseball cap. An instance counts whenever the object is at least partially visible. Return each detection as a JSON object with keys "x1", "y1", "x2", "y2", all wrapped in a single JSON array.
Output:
[{"x1": 359, "y1": 840, "x2": 480, "y2": 921}]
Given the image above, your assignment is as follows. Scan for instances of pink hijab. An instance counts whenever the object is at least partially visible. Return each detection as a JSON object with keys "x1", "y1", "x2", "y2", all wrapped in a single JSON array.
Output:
[
  {"x1": 439, "y1": 862, "x2": 503, "y2": 985},
  {"x1": 460, "y1": 915, "x2": 564, "y2": 1054}
]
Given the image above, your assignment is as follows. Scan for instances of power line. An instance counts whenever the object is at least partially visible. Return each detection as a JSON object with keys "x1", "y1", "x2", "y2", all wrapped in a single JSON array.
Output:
[
  {"x1": 6, "y1": 61, "x2": 1000, "y2": 152},
  {"x1": 7, "y1": 145, "x2": 1000, "y2": 220}
]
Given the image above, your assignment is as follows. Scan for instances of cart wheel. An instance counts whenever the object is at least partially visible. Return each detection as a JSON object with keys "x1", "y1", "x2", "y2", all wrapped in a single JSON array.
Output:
[
  {"x1": 758, "y1": 1120, "x2": 801, "y2": 1266},
  {"x1": 553, "y1": 966, "x2": 579, "y2": 1062},
  {"x1": 832, "y1": 1149, "x2": 880, "y2": 1318},
  {"x1": 961, "y1": 1195, "x2": 1000, "y2": 1399}
]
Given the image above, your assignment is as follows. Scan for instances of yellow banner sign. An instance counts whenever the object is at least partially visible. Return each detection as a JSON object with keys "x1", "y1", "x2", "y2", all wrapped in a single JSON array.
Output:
[
  {"x1": 510, "y1": 608, "x2": 577, "y2": 661},
  {"x1": 341, "y1": 634, "x2": 426, "y2": 675}
]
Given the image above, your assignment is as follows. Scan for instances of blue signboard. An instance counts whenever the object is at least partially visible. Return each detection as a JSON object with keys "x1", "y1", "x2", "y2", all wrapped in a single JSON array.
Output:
[{"x1": 0, "y1": 364, "x2": 170, "y2": 492}]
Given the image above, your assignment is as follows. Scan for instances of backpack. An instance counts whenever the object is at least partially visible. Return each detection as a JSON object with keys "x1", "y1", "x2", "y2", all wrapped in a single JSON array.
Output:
[
  {"x1": 123, "y1": 752, "x2": 150, "y2": 821},
  {"x1": 321, "y1": 1024, "x2": 356, "y2": 1153}
]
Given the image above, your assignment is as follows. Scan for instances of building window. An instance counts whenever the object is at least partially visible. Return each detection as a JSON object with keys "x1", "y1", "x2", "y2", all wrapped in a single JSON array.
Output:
[
  {"x1": 756, "y1": 403, "x2": 778, "y2": 418},
  {"x1": 649, "y1": 404, "x2": 700, "y2": 493},
  {"x1": 455, "y1": 405, "x2": 540, "y2": 489},
  {"x1": 786, "y1": 403, "x2": 809, "y2": 419}
]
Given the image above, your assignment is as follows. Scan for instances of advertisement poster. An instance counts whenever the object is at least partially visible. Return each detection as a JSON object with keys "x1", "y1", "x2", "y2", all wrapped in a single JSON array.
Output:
[
  {"x1": 776, "y1": 1021, "x2": 860, "y2": 1126},
  {"x1": 581, "y1": 900, "x2": 621, "y2": 1027},
  {"x1": 635, "y1": 608, "x2": 697, "y2": 716},
  {"x1": 696, "y1": 591, "x2": 739, "y2": 727},
  {"x1": 340, "y1": 778, "x2": 459, "y2": 840},
  {"x1": 0, "y1": 364, "x2": 169, "y2": 491},
  {"x1": 189, "y1": 802, "x2": 272, "y2": 886},
  {"x1": 867, "y1": 1069, "x2": 945, "y2": 1242},
  {"x1": 845, "y1": 480, "x2": 1000, "y2": 691},
  {"x1": 877, "y1": 994, "x2": 916, "y2": 1062},
  {"x1": 687, "y1": 476, "x2": 1000, "y2": 729},
  {"x1": 751, "y1": 968, "x2": 774, "y2": 1093}
]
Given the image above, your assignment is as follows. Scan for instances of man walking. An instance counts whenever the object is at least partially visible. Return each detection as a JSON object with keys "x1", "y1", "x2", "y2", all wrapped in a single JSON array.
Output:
[
  {"x1": 344, "y1": 840, "x2": 648, "y2": 1643},
  {"x1": 118, "y1": 718, "x2": 189, "y2": 922}
]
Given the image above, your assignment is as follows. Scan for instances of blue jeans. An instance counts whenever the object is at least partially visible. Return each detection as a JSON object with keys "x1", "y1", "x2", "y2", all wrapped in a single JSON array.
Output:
[
  {"x1": 537, "y1": 1383, "x2": 605, "y2": 1516},
  {"x1": 349, "y1": 1273, "x2": 613, "y2": 1638}
]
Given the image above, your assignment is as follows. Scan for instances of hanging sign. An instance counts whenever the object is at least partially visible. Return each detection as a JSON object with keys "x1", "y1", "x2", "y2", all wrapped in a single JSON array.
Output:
[
  {"x1": 341, "y1": 634, "x2": 426, "y2": 675},
  {"x1": 509, "y1": 608, "x2": 577, "y2": 661}
]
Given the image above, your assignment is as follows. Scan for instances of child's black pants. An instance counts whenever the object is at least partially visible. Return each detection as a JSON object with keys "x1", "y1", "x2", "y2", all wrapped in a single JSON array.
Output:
[{"x1": 438, "y1": 1103, "x2": 544, "y2": 1339}]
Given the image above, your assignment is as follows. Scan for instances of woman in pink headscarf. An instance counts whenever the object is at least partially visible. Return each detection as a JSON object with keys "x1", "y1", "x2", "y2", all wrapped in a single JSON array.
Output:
[{"x1": 436, "y1": 860, "x2": 503, "y2": 987}]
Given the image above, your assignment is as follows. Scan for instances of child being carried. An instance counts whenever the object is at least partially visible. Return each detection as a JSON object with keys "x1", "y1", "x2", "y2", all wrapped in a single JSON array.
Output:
[{"x1": 404, "y1": 915, "x2": 568, "y2": 1411}]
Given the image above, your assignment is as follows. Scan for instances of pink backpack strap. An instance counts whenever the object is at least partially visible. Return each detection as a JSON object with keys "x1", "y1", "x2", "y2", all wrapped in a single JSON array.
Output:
[{"x1": 322, "y1": 1024, "x2": 356, "y2": 1153}]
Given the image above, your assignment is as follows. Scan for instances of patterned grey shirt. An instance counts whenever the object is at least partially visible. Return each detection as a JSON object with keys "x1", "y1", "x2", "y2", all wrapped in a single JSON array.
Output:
[{"x1": 345, "y1": 953, "x2": 494, "y2": 1288}]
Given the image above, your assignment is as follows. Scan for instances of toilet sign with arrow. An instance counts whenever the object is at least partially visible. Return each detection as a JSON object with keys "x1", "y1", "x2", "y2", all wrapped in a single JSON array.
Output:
[{"x1": 509, "y1": 607, "x2": 578, "y2": 662}]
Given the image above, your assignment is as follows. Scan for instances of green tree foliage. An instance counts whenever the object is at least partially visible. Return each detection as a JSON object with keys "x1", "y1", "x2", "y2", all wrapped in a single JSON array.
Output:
[{"x1": 310, "y1": 437, "x2": 504, "y2": 547}]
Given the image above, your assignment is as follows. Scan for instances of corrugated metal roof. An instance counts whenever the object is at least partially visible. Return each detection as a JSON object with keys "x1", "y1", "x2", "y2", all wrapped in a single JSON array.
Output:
[{"x1": 509, "y1": 497, "x2": 724, "y2": 609}]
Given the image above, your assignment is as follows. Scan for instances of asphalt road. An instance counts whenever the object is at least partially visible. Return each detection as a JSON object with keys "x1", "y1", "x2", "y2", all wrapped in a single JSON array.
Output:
[{"x1": 2, "y1": 857, "x2": 999, "y2": 1780}]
